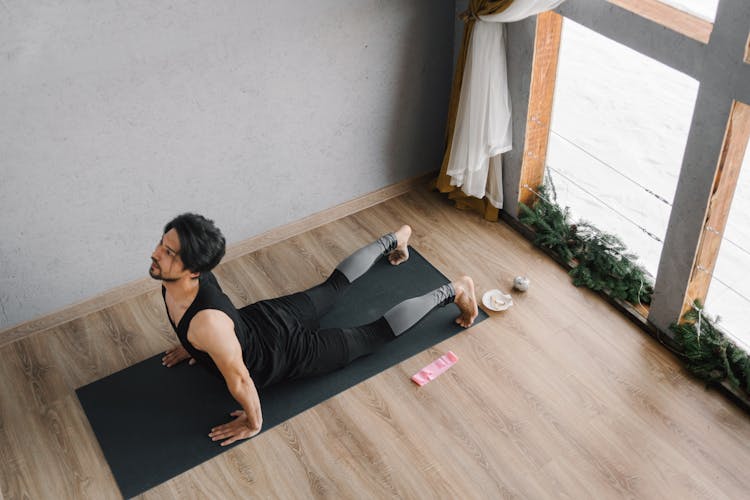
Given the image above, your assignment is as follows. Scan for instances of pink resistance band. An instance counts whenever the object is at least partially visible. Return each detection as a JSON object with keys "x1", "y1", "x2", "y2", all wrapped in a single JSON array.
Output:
[{"x1": 411, "y1": 351, "x2": 459, "y2": 386}]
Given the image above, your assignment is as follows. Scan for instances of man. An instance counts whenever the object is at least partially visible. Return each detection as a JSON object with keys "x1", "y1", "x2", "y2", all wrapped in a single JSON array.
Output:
[{"x1": 151, "y1": 213, "x2": 478, "y2": 446}]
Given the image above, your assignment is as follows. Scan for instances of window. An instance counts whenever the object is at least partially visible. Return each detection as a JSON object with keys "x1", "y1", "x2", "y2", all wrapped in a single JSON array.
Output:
[
  {"x1": 704, "y1": 116, "x2": 750, "y2": 351},
  {"x1": 546, "y1": 18, "x2": 699, "y2": 278}
]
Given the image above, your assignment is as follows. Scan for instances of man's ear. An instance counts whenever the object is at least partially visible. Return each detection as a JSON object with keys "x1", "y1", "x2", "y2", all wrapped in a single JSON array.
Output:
[{"x1": 190, "y1": 271, "x2": 201, "y2": 280}]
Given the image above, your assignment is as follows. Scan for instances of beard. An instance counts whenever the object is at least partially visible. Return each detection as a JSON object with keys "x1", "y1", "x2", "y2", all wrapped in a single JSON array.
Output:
[{"x1": 149, "y1": 262, "x2": 179, "y2": 282}]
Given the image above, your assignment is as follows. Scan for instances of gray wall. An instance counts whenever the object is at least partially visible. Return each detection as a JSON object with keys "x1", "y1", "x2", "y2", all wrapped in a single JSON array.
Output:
[{"x1": 0, "y1": 0, "x2": 455, "y2": 330}]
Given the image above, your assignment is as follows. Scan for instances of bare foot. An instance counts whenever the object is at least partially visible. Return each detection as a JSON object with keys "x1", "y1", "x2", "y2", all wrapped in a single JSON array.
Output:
[
  {"x1": 452, "y1": 276, "x2": 478, "y2": 328},
  {"x1": 388, "y1": 225, "x2": 412, "y2": 265}
]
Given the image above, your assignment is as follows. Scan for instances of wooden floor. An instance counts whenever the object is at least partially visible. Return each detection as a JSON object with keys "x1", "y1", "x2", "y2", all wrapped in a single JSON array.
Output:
[{"x1": 2, "y1": 187, "x2": 750, "y2": 499}]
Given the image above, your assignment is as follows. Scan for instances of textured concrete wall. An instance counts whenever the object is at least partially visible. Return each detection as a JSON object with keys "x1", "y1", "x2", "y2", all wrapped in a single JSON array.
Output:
[
  {"x1": 0, "y1": 0, "x2": 455, "y2": 330},
  {"x1": 501, "y1": 0, "x2": 750, "y2": 331}
]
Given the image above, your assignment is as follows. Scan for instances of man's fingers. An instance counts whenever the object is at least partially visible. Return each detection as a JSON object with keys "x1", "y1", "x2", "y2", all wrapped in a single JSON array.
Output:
[
  {"x1": 219, "y1": 428, "x2": 255, "y2": 446},
  {"x1": 162, "y1": 348, "x2": 192, "y2": 367},
  {"x1": 210, "y1": 421, "x2": 236, "y2": 435},
  {"x1": 221, "y1": 436, "x2": 239, "y2": 447},
  {"x1": 210, "y1": 424, "x2": 229, "y2": 435},
  {"x1": 209, "y1": 429, "x2": 231, "y2": 441},
  {"x1": 210, "y1": 420, "x2": 244, "y2": 439},
  {"x1": 209, "y1": 412, "x2": 254, "y2": 445},
  {"x1": 211, "y1": 428, "x2": 240, "y2": 442},
  {"x1": 210, "y1": 425, "x2": 256, "y2": 446}
]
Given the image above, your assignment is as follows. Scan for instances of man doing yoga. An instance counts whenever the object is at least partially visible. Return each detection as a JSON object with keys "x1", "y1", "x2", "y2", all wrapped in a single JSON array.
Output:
[{"x1": 152, "y1": 213, "x2": 478, "y2": 446}]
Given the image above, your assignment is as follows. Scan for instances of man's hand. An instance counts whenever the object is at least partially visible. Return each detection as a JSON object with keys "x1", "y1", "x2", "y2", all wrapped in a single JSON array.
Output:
[
  {"x1": 209, "y1": 410, "x2": 261, "y2": 446},
  {"x1": 162, "y1": 345, "x2": 195, "y2": 367}
]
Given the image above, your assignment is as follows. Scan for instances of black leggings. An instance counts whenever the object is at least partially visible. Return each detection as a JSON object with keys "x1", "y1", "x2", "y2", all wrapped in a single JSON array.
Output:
[
  {"x1": 271, "y1": 234, "x2": 455, "y2": 381},
  {"x1": 283, "y1": 269, "x2": 396, "y2": 378}
]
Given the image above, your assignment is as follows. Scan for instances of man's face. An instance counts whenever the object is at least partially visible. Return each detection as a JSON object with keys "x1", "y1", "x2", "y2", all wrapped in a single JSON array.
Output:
[{"x1": 150, "y1": 228, "x2": 189, "y2": 282}]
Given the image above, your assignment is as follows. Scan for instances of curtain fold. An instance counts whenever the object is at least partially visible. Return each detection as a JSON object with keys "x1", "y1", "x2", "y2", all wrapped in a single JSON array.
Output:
[{"x1": 436, "y1": 0, "x2": 565, "y2": 221}]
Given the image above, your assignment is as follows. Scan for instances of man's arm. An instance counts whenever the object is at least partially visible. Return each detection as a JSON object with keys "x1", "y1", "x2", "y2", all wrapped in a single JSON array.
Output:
[{"x1": 187, "y1": 309, "x2": 263, "y2": 445}]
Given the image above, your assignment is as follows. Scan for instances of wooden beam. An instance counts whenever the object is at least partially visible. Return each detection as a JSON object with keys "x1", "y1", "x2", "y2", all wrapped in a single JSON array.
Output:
[
  {"x1": 682, "y1": 101, "x2": 750, "y2": 317},
  {"x1": 518, "y1": 11, "x2": 563, "y2": 208},
  {"x1": 607, "y1": 0, "x2": 713, "y2": 44}
]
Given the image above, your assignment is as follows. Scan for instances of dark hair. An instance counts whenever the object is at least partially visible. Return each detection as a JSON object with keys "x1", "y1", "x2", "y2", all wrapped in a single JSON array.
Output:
[{"x1": 164, "y1": 213, "x2": 226, "y2": 273}]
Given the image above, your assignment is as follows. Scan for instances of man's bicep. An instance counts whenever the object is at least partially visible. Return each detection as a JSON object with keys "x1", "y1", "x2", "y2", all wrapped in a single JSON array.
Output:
[
  {"x1": 189, "y1": 312, "x2": 239, "y2": 362},
  {"x1": 188, "y1": 310, "x2": 248, "y2": 380}
]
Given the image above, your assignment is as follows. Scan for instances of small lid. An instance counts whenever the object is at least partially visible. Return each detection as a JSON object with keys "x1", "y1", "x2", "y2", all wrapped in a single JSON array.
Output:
[{"x1": 482, "y1": 289, "x2": 513, "y2": 311}]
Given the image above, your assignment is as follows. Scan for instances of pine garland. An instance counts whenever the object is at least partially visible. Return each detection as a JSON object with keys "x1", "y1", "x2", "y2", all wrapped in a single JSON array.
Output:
[
  {"x1": 671, "y1": 302, "x2": 750, "y2": 396},
  {"x1": 517, "y1": 181, "x2": 750, "y2": 401},
  {"x1": 518, "y1": 182, "x2": 653, "y2": 305}
]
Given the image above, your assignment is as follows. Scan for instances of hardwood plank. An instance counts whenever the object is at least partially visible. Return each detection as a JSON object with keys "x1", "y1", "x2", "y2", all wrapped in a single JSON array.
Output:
[
  {"x1": 2, "y1": 187, "x2": 750, "y2": 499},
  {"x1": 0, "y1": 337, "x2": 120, "y2": 499}
]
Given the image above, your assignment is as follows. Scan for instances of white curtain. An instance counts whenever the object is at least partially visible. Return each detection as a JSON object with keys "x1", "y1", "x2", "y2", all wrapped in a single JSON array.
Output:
[{"x1": 446, "y1": 0, "x2": 566, "y2": 208}]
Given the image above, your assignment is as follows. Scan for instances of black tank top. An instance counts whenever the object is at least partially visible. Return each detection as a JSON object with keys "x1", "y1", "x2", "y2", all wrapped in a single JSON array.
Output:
[{"x1": 162, "y1": 272, "x2": 291, "y2": 387}]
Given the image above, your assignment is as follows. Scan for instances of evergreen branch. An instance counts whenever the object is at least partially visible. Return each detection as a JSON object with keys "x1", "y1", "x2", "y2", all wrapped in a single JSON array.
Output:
[
  {"x1": 518, "y1": 180, "x2": 653, "y2": 305},
  {"x1": 671, "y1": 301, "x2": 750, "y2": 397},
  {"x1": 519, "y1": 177, "x2": 750, "y2": 400}
]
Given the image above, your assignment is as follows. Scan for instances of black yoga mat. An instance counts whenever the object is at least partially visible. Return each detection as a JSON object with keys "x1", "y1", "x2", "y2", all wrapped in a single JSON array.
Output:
[{"x1": 76, "y1": 248, "x2": 487, "y2": 498}]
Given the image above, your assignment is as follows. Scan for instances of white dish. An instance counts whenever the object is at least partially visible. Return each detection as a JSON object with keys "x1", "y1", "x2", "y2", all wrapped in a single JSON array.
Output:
[{"x1": 482, "y1": 289, "x2": 513, "y2": 312}]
